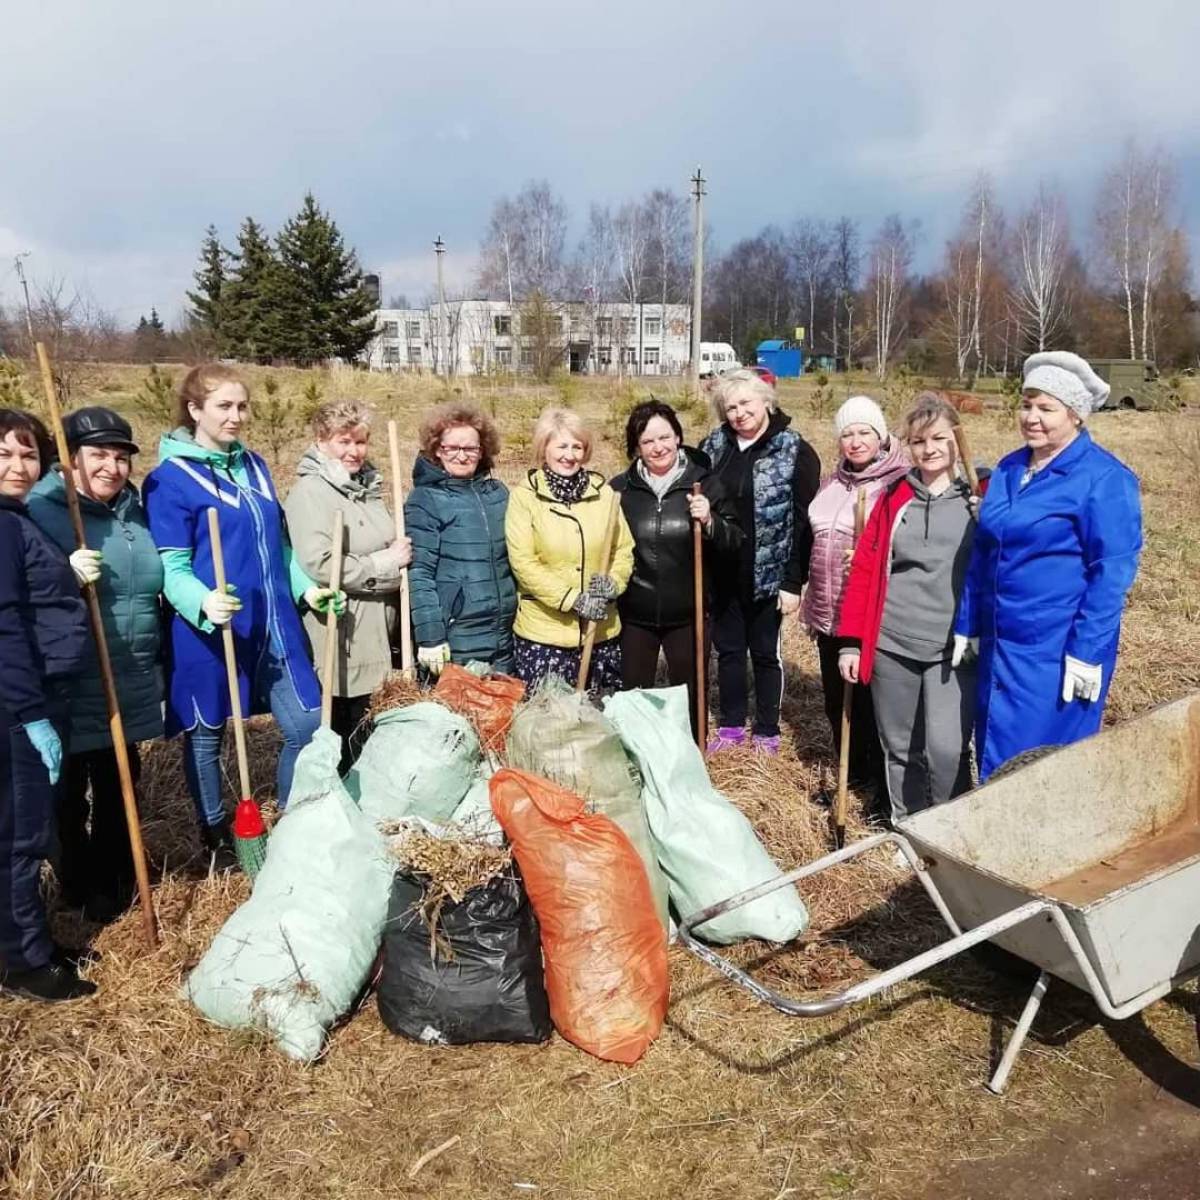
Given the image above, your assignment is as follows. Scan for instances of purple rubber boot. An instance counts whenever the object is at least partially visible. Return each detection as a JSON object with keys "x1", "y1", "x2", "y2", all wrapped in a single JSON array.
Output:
[
  {"x1": 752, "y1": 734, "x2": 782, "y2": 755},
  {"x1": 706, "y1": 726, "x2": 747, "y2": 753}
]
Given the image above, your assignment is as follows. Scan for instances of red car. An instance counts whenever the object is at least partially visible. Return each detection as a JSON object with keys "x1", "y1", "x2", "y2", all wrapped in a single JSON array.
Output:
[{"x1": 750, "y1": 364, "x2": 777, "y2": 388}]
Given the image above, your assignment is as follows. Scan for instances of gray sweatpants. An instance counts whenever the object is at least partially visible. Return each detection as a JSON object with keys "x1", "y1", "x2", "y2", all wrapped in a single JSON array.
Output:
[{"x1": 869, "y1": 649, "x2": 976, "y2": 822}]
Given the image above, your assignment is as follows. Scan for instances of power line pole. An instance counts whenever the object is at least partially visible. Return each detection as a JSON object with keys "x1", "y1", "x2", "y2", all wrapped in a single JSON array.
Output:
[
  {"x1": 13, "y1": 253, "x2": 36, "y2": 349},
  {"x1": 689, "y1": 166, "x2": 706, "y2": 395},
  {"x1": 434, "y1": 235, "x2": 448, "y2": 377}
]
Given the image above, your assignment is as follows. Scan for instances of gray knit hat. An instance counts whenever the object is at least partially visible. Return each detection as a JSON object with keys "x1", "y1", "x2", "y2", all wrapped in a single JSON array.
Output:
[{"x1": 1022, "y1": 352, "x2": 1110, "y2": 419}]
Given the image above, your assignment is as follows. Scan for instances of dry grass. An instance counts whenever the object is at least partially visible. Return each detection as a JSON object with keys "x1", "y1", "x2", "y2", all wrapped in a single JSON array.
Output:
[{"x1": 2, "y1": 369, "x2": 1199, "y2": 1199}]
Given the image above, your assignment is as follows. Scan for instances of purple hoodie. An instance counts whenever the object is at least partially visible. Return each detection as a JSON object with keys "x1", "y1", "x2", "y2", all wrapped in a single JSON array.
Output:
[{"x1": 802, "y1": 437, "x2": 909, "y2": 635}]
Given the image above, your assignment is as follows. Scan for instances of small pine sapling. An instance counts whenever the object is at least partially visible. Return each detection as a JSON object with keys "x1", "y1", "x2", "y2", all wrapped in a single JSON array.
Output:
[
  {"x1": 136, "y1": 364, "x2": 175, "y2": 428},
  {"x1": 257, "y1": 375, "x2": 297, "y2": 466}
]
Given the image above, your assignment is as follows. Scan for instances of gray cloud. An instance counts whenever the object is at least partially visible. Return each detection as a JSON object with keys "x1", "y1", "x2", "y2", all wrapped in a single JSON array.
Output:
[{"x1": 1, "y1": 0, "x2": 1196, "y2": 320}]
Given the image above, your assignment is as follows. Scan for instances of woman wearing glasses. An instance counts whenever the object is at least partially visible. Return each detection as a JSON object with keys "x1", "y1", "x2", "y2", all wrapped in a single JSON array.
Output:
[
  {"x1": 405, "y1": 402, "x2": 517, "y2": 676},
  {"x1": 285, "y1": 399, "x2": 412, "y2": 771}
]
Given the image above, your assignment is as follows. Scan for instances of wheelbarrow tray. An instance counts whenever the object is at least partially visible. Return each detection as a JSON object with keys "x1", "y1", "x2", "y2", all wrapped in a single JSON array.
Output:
[{"x1": 898, "y1": 694, "x2": 1200, "y2": 1007}]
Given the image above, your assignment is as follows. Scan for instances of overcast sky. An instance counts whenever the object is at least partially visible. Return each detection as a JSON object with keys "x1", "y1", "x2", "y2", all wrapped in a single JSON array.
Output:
[{"x1": 2, "y1": 0, "x2": 1197, "y2": 326}]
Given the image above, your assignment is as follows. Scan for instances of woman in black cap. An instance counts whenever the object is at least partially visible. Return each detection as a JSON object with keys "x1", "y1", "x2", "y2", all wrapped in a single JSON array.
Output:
[{"x1": 28, "y1": 406, "x2": 164, "y2": 922}]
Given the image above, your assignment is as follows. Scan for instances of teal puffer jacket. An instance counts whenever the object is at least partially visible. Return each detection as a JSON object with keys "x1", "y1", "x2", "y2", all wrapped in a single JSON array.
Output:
[
  {"x1": 28, "y1": 469, "x2": 165, "y2": 752},
  {"x1": 404, "y1": 455, "x2": 517, "y2": 671}
]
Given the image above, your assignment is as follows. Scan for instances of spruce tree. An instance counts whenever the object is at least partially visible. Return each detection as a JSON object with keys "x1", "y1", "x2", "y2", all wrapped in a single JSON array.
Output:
[
  {"x1": 186, "y1": 225, "x2": 229, "y2": 347},
  {"x1": 270, "y1": 193, "x2": 376, "y2": 365},
  {"x1": 223, "y1": 218, "x2": 281, "y2": 363}
]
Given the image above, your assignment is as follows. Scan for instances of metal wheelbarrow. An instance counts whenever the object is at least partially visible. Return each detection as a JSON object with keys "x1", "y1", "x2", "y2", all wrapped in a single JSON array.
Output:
[{"x1": 678, "y1": 694, "x2": 1200, "y2": 1093}]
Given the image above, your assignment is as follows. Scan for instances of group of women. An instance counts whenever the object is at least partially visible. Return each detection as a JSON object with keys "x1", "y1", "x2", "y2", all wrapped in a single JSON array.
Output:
[{"x1": 0, "y1": 351, "x2": 1142, "y2": 1003}]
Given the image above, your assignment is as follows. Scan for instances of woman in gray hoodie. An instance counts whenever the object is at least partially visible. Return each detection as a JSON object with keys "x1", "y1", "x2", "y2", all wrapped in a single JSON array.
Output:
[
  {"x1": 835, "y1": 395, "x2": 983, "y2": 820},
  {"x1": 285, "y1": 400, "x2": 411, "y2": 771}
]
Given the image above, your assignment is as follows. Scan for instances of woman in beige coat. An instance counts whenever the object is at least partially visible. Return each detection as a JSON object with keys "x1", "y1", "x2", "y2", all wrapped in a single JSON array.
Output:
[{"x1": 285, "y1": 399, "x2": 411, "y2": 770}]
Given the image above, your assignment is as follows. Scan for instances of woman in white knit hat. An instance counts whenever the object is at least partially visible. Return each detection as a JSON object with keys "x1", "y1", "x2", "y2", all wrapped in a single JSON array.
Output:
[
  {"x1": 803, "y1": 395, "x2": 907, "y2": 810},
  {"x1": 952, "y1": 351, "x2": 1142, "y2": 779}
]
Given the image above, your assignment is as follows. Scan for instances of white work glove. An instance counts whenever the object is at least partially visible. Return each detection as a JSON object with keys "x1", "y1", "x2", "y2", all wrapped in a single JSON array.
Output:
[
  {"x1": 1062, "y1": 655, "x2": 1103, "y2": 703},
  {"x1": 951, "y1": 634, "x2": 979, "y2": 668},
  {"x1": 304, "y1": 586, "x2": 347, "y2": 616},
  {"x1": 202, "y1": 585, "x2": 242, "y2": 626},
  {"x1": 373, "y1": 536, "x2": 413, "y2": 573},
  {"x1": 838, "y1": 648, "x2": 861, "y2": 683},
  {"x1": 69, "y1": 547, "x2": 103, "y2": 586},
  {"x1": 418, "y1": 642, "x2": 451, "y2": 676},
  {"x1": 777, "y1": 589, "x2": 801, "y2": 616}
]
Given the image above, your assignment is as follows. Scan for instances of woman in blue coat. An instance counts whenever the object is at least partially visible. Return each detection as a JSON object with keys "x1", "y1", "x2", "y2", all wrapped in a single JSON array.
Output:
[
  {"x1": 953, "y1": 351, "x2": 1142, "y2": 779},
  {"x1": 143, "y1": 366, "x2": 343, "y2": 863},
  {"x1": 28, "y1": 407, "x2": 163, "y2": 922},
  {"x1": 405, "y1": 402, "x2": 517, "y2": 675},
  {"x1": 0, "y1": 408, "x2": 93, "y2": 1001}
]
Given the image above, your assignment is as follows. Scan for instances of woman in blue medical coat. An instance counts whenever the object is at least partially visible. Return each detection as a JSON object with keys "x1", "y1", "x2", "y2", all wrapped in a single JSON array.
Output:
[{"x1": 953, "y1": 351, "x2": 1142, "y2": 780}]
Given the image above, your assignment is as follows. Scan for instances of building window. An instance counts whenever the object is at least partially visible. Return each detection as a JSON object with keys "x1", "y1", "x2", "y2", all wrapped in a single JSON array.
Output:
[
  {"x1": 644, "y1": 318, "x2": 661, "y2": 336},
  {"x1": 409, "y1": 346, "x2": 422, "y2": 363},
  {"x1": 406, "y1": 320, "x2": 421, "y2": 338},
  {"x1": 494, "y1": 314, "x2": 512, "y2": 336},
  {"x1": 382, "y1": 345, "x2": 400, "y2": 364},
  {"x1": 643, "y1": 347, "x2": 660, "y2": 366},
  {"x1": 596, "y1": 346, "x2": 612, "y2": 366},
  {"x1": 596, "y1": 316, "x2": 613, "y2": 341},
  {"x1": 520, "y1": 345, "x2": 535, "y2": 367},
  {"x1": 570, "y1": 317, "x2": 583, "y2": 338},
  {"x1": 621, "y1": 317, "x2": 637, "y2": 340},
  {"x1": 621, "y1": 347, "x2": 638, "y2": 365},
  {"x1": 380, "y1": 321, "x2": 399, "y2": 338},
  {"x1": 495, "y1": 346, "x2": 512, "y2": 366},
  {"x1": 550, "y1": 315, "x2": 563, "y2": 336}
]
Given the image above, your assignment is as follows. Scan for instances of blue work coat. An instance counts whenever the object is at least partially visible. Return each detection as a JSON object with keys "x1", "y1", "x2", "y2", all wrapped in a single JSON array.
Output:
[{"x1": 955, "y1": 430, "x2": 1142, "y2": 779}]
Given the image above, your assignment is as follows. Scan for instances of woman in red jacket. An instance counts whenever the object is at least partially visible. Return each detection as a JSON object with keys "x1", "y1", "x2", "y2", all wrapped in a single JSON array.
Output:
[{"x1": 836, "y1": 395, "x2": 982, "y2": 821}]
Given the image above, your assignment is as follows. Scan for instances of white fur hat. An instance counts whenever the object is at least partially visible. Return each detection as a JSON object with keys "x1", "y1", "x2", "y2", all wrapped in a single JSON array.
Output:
[
  {"x1": 1022, "y1": 351, "x2": 1110, "y2": 419},
  {"x1": 835, "y1": 395, "x2": 888, "y2": 440}
]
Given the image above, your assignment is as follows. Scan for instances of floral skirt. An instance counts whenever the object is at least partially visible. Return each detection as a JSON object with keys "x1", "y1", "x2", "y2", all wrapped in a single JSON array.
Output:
[{"x1": 512, "y1": 635, "x2": 622, "y2": 696}]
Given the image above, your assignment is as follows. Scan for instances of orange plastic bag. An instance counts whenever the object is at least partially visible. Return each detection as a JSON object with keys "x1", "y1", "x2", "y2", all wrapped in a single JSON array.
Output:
[
  {"x1": 434, "y1": 665, "x2": 526, "y2": 752},
  {"x1": 489, "y1": 768, "x2": 669, "y2": 1064}
]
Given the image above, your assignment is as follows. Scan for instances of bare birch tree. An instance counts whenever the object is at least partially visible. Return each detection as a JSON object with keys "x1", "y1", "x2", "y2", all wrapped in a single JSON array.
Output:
[
  {"x1": 477, "y1": 180, "x2": 568, "y2": 303},
  {"x1": 478, "y1": 196, "x2": 522, "y2": 304},
  {"x1": 788, "y1": 217, "x2": 832, "y2": 350},
  {"x1": 1012, "y1": 183, "x2": 1071, "y2": 352},
  {"x1": 830, "y1": 217, "x2": 860, "y2": 368},
  {"x1": 867, "y1": 215, "x2": 915, "y2": 380}
]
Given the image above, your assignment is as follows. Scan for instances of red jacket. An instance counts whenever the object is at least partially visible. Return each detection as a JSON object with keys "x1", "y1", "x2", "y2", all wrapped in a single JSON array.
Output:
[{"x1": 835, "y1": 474, "x2": 987, "y2": 683}]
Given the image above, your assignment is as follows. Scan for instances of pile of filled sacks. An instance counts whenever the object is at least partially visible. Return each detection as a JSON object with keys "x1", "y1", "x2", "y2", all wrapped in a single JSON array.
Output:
[{"x1": 185, "y1": 668, "x2": 808, "y2": 1063}]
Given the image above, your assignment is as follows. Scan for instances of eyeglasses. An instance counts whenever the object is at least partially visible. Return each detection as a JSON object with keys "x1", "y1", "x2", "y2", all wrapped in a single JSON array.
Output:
[{"x1": 439, "y1": 444, "x2": 482, "y2": 459}]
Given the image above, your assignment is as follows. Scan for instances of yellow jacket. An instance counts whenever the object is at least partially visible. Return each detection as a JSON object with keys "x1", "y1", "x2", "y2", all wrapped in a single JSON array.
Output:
[{"x1": 505, "y1": 468, "x2": 635, "y2": 648}]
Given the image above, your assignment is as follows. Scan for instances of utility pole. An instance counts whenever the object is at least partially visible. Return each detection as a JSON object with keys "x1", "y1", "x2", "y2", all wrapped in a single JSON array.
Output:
[
  {"x1": 434, "y1": 235, "x2": 448, "y2": 377},
  {"x1": 689, "y1": 166, "x2": 705, "y2": 395},
  {"x1": 13, "y1": 253, "x2": 36, "y2": 349}
]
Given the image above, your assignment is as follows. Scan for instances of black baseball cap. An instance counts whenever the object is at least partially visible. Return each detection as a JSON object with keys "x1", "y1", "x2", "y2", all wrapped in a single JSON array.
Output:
[{"x1": 64, "y1": 407, "x2": 139, "y2": 454}]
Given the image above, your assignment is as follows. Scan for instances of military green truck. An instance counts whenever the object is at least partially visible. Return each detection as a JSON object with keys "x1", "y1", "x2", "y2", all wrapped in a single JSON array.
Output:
[{"x1": 1090, "y1": 359, "x2": 1165, "y2": 410}]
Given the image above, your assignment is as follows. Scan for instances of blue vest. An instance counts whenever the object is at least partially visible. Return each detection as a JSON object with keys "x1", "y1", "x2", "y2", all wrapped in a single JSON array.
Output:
[{"x1": 144, "y1": 450, "x2": 320, "y2": 735}]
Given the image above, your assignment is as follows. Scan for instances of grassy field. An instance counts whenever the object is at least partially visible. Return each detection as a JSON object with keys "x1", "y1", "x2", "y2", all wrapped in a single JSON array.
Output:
[{"x1": 2, "y1": 363, "x2": 1199, "y2": 1199}]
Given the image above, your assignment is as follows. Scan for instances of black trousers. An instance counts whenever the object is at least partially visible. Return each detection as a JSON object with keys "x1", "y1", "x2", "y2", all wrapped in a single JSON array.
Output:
[
  {"x1": 60, "y1": 744, "x2": 143, "y2": 908},
  {"x1": 1, "y1": 703, "x2": 67, "y2": 971},
  {"x1": 620, "y1": 621, "x2": 700, "y2": 737},
  {"x1": 330, "y1": 694, "x2": 372, "y2": 776},
  {"x1": 711, "y1": 592, "x2": 783, "y2": 737},
  {"x1": 815, "y1": 632, "x2": 885, "y2": 792}
]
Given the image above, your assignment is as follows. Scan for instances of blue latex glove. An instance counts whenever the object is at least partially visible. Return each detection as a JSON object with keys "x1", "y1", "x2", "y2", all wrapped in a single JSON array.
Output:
[{"x1": 22, "y1": 719, "x2": 62, "y2": 785}]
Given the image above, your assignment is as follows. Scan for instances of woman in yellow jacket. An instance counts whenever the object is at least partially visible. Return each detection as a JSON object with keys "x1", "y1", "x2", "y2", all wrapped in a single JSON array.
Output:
[{"x1": 505, "y1": 407, "x2": 635, "y2": 692}]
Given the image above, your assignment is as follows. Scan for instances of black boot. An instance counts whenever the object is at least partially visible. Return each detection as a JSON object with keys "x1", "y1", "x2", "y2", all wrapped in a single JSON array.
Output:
[
  {"x1": 1, "y1": 959, "x2": 97, "y2": 1002},
  {"x1": 53, "y1": 943, "x2": 102, "y2": 969},
  {"x1": 200, "y1": 819, "x2": 239, "y2": 873}
]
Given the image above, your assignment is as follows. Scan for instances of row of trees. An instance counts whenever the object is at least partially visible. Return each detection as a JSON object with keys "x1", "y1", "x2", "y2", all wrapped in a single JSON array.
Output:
[
  {"x1": 186, "y1": 194, "x2": 377, "y2": 365},
  {"x1": 707, "y1": 144, "x2": 1197, "y2": 377}
]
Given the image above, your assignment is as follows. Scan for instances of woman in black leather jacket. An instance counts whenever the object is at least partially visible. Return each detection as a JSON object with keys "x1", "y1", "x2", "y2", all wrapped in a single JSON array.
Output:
[{"x1": 610, "y1": 401, "x2": 742, "y2": 734}]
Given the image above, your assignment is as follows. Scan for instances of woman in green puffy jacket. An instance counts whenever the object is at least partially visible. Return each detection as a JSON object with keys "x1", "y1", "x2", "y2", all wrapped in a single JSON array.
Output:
[
  {"x1": 405, "y1": 402, "x2": 517, "y2": 676},
  {"x1": 27, "y1": 406, "x2": 164, "y2": 922}
]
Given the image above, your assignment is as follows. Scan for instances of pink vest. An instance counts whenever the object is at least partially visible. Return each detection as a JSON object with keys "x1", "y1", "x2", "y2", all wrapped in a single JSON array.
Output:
[{"x1": 803, "y1": 439, "x2": 909, "y2": 635}]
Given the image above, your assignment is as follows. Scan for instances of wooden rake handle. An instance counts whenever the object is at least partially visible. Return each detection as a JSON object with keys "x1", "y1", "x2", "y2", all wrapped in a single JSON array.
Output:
[
  {"x1": 387, "y1": 420, "x2": 414, "y2": 678},
  {"x1": 320, "y1": 511, "x2": 345, "y2": 727}
]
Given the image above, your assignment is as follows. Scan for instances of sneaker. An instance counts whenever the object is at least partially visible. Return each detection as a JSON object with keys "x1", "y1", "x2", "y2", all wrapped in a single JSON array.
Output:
[
  {"x1": 706, "y1": 726, "x2": 747, "y2": 753},
  {"x1": 752, "y1": 735, "x2": 781, "y2": 755},
  {"x1": 1, "y1": 960, "x2": 97, "y2": 1002}
]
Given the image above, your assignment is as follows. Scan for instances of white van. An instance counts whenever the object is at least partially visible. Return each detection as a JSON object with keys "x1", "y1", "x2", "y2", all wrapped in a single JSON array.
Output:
[{"x1": 698, "y1": 342, "x2": 741, "y2": 378}]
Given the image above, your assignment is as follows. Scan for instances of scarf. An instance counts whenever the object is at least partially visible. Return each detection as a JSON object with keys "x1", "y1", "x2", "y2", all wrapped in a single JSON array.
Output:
[
  {"x1": 637, "y1": 451, "x2": 687, "y2": 498},
  {"x1": 542, "y1": 466, "x2": 589, "y2": 505}
]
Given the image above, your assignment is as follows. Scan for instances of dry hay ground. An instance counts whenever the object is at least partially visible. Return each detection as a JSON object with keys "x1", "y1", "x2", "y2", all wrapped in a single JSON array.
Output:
[{"x1": 3, "y1": 373, "x2": 1200, "y2": 1199}]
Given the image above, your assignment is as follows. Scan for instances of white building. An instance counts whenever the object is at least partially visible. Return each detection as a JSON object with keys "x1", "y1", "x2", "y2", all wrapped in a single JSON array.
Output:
[{"x1": 365, "y1": 299, "x2": 692, "y2": 377}]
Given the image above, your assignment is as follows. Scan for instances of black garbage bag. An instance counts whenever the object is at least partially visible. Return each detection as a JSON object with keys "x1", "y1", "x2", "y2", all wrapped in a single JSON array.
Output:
[{"x1": 378, "y1": 868, "x2": 552, "y2": 1045}]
